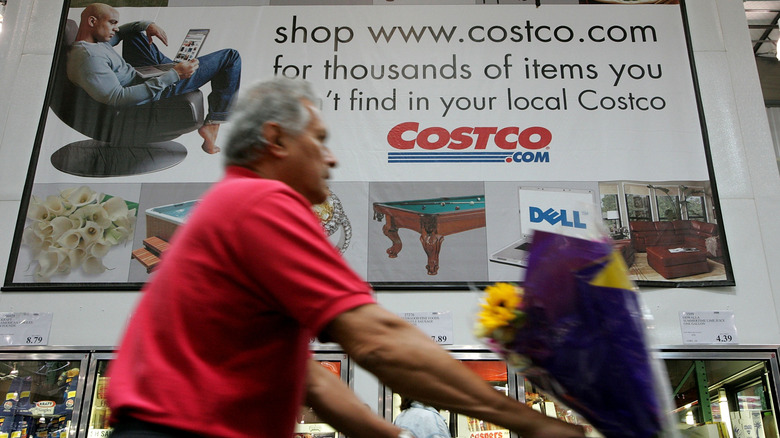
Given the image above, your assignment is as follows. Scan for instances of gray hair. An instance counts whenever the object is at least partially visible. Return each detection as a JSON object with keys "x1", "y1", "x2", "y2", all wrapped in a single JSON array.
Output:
[{"x1": 223, "y1": 77, "x2": 319, "y2": 167}]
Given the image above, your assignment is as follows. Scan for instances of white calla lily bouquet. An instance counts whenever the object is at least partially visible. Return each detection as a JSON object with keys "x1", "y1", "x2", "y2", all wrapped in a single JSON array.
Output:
[{"x1": 21, "y1": 186, "x2": 137, "y2": 282}]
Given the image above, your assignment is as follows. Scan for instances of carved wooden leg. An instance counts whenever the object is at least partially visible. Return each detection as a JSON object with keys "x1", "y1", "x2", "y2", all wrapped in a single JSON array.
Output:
[
  {"x1": 420, "y1": 231, "x2": 443, "y2": 275},
  {"x1": 382, "y1": 216, "x2": 402, "y2": 257}
]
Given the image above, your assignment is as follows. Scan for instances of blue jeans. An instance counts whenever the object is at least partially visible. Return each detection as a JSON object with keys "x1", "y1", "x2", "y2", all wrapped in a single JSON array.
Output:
[{"x1": 123, "y1": 33, "x2": 241, "y2": 123}]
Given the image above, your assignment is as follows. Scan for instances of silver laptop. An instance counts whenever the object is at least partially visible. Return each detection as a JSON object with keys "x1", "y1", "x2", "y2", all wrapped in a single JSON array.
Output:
[
  {"x1": 135, "y1": 29, "x2": 210, "y2": 79},
  {"x1": 489, "y1": 186, "x2": 596, "y2": 267}
]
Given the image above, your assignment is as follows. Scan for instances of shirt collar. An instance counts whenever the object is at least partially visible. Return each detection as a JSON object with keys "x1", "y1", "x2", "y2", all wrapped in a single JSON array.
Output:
[{"x1": 225, "y1": 165, "x2": 262, "y2": 179}]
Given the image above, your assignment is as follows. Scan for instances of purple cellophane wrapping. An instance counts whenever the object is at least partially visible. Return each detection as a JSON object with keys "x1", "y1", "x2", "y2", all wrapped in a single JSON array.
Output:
[{"x1": 515, "y1": 230, "x2": 662, "y2": 438}]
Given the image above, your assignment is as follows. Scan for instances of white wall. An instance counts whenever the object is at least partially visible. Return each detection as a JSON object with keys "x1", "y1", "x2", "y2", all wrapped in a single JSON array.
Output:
[{"x1": 1, "y1": 0, "x2": 779, "y2": 408}]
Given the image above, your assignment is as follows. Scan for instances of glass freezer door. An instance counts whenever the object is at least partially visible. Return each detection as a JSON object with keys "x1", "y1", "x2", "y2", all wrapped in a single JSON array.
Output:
[
  {"x1": 0, "y1": 349, "x2": 89, "y2": 438},
  {"x1": 451, "y1": 359, "x2": 511, "y2": 438},
  {"x1": 382, "y1": 350, "x2": 515, "y2": 438},
  {"x1": 516, "y1": 376, "x2": 601, "y2": 437},
  {"x1": 77, "y1": 352, "x2": 113, "y2": 438},
  {"x1": 661, "y1": 347, "x2": 780, "y2": 438},
  {"x1": 294, "y1": 353, "x2": 351, "y2": 438}
]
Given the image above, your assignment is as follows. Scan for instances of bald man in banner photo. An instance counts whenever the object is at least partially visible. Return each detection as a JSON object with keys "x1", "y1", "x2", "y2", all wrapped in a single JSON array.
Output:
[{"x1": 68, "y1": 3, "x2": 241, "y2": 154}]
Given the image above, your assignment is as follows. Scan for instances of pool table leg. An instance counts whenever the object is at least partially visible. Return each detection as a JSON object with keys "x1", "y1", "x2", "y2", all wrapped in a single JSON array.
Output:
[
  {"x1": 381, "y1": 216, "x2": 403, "y2": 257},
  {"x1": 419, "y1": 231, "x2": 443, "y2": 275}
]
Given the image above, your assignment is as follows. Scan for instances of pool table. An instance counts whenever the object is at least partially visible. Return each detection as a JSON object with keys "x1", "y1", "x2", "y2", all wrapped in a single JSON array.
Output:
[{"x1": 372, "y1": 195, "x2": 486, "y2": 275}]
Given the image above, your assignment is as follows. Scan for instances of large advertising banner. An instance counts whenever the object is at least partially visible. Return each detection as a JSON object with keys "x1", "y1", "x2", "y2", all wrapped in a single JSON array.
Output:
[{"x1": 2, "y1": 1, "x2": 734, "y2": 291}]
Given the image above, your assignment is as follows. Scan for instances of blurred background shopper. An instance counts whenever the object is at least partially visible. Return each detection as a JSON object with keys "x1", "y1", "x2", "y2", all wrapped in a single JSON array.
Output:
[
  {"x1": 394, "y1": 397, "x2": 452, "y2": 438},
  {"x1": 106, "y1": 77, "x2": 585, "y2": 438}
]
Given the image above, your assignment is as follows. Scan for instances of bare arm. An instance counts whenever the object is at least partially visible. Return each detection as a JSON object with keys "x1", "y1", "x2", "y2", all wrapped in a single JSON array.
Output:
[
  {"x1": 144, "y1": 23, "x2": 169, "y2": 46},
  {"x1": 143, "y1": 23, "x2": 198, "y2": 79},
  {"x1": 323, "y1": 304, "x2": 585, "y2": 438},
  {"x1": 304, "y1": 359, "x2": 402, "y2": 438}
]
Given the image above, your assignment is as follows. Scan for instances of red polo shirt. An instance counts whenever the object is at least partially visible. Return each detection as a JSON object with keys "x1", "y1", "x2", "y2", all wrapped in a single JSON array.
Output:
[{"x1": 107, "y1": 166, "x2": 375, "y2": 437}]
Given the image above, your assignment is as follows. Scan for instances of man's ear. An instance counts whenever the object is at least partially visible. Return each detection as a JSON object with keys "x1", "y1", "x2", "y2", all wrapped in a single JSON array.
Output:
[
  {"x1": 87, "y1": 16, "x2": 97, "y2": 27},
  {"x1": 261, "y1": 122, "x2": 287, "y2": 158}
]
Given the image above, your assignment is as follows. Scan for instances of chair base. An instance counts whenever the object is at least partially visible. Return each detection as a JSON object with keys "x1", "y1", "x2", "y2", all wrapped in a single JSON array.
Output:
[{"x1": 50, "y1": 140, "x2": 188, "y2": 177}]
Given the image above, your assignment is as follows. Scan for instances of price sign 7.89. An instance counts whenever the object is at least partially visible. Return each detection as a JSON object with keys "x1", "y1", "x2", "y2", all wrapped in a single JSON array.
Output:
[{"x1": 399, "y1": 311, "x2": 453, "y2": 345}]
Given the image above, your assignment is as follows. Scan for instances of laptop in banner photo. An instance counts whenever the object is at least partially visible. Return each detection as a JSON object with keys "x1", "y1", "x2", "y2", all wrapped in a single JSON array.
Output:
[
  {"x1": 135, "y1": 29, "x2": 210, "y2": 79},
  {"x1": 489, "y1": 187, "x2": 597, "y2": 268}
]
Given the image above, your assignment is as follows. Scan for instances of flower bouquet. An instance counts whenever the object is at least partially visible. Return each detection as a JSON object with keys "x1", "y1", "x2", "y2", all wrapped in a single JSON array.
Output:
[
  {"x1": 21, "y1": 186, "x2": 137, "y2": 282},
  {"x1": 476, "y1": 230, "x2": 677, "y2": 438}
]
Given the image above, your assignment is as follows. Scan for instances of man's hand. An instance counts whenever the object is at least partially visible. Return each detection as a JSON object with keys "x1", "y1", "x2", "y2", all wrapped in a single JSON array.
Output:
[
  {"x1": 174, "y1": 59, "x2": 199, "y2": 80},
  {"x1": 145, "y1": 22, "x2": 168, "y2": 46}
]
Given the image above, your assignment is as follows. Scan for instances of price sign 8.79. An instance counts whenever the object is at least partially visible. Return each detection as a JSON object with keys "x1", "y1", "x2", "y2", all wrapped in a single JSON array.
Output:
[
  {"x1": 0, "y1": 312, "x2": 53, "y2": 346},
  {"x1": 26, "y1": 335, "x2": 45, "y2": 345}
]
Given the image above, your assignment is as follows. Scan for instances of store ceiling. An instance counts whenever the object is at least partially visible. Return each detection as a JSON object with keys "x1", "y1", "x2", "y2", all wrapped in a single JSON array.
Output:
[
  {"x1": 745, "y1": 1, "x2": 780, "y2": 59},
  {"x1": 745, "y1": 1, "x2": 780, "y2": 105}
]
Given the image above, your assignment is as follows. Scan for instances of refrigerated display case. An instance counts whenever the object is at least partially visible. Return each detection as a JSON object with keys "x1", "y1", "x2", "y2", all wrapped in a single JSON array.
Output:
[
  {"x1": 0, "y1": 347, "x2": 353, "y2": 438},
  {"x1": 75, "y1": 352, "x2": 112, "y2": 438},
  {"x1": 6, "y1": 345, "x2": 779, "y2": 438},
  {"x1": 660, "y1": 346, "x2": 780, "y2": 438},
  {"x1": 294, "y1": 351, "x2": 352, "y2": 438},
  {"x1": 0, "y1": 347, "x2": 91, "y2": 438},
  {"x1": 511, "y1": 346, "x2": 780, "y2": 438},
  {"x1": 75, "y1": 349, "x2": 353, "y2": 438},
  {"x1": 381, "y1": 348, "x2": 517, "y2": 438},
  {"x1": 514, "y1": 376, "x2": 602, "y2": 437}
]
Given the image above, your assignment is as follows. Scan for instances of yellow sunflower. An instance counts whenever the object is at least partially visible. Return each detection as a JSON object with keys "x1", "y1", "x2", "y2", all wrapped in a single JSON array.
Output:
[{"x1": 476, "y1": 282, "x2": 523, "y2": 335}]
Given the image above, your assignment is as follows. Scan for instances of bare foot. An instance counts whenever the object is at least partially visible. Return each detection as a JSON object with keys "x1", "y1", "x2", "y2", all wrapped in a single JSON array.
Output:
[{"x1": 198, "y1": 123, "x2": 221, "y2": 154}]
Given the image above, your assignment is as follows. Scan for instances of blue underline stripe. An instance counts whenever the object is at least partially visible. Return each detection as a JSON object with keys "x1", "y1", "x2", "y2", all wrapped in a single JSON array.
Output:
[
  {"x1": 388, "y1": 152, "x2": 511, "y2": 156},
  {"x1": 388, "y1": 159, "x2": 506, "y2": 163}
]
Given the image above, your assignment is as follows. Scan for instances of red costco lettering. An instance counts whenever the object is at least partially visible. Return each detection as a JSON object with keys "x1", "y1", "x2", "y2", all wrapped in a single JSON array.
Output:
[{"x1": 387, "y1": 122, "x2": 551, "y2": 150}]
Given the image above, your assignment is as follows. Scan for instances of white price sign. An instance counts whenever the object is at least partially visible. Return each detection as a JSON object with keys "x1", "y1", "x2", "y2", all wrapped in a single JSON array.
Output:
[
  {"x1": 399, "y1": 311, "x2": 453, "y2": 345},
  {"x1": 679, "y1": 311, "x2": 738, "y2": 345},
  {"x1": 0, "y1": 312, "x2": 53, "y2": 346}
]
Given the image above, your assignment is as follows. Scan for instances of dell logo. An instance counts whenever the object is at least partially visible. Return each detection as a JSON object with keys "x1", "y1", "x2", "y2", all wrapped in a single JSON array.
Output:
[{"x1": 529, "y1": 207, "x2": 587, "y2": 228}]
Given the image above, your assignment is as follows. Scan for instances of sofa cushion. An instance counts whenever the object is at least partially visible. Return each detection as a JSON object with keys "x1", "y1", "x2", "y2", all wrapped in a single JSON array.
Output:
[
  {"x1": 690, "y1": 220, "x2": 718, "y2": 235},
  {"x1": 654, "y1": 222, "x2": 675, "y2": 232},
  {"x1": 671, "y1": 220, "x2": 692, "y2": 231},
  {"x1": 630, "y1": 221, "x2": 657, "y2": 232},
  {"x1": 654, "y1": 234, "x2": 683, "y2": 246}
]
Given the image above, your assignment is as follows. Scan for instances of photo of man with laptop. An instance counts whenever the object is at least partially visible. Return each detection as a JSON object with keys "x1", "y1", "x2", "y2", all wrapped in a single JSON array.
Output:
[{"x1": 67, "y1": 3, "x2": 241, "y2": 155}]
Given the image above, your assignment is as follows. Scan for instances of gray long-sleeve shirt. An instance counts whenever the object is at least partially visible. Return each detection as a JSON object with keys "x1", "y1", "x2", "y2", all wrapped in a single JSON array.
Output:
[{"x1": 66, "y1": 21, "x2": 179, "y2": 107}]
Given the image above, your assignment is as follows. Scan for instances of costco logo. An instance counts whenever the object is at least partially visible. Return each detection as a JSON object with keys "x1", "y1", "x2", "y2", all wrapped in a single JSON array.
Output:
[{"x1": 386, "y1": 122, "x2": 551, "y2": 163}]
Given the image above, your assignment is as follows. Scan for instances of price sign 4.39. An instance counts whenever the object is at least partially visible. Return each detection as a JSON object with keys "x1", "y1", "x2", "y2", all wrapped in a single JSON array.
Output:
[
  {"x1": 715, "y1": 333, "x2": 734, "y2": 343},
  {"x1": 679, "y1": 311, "x2": 739, "y2": 345}
]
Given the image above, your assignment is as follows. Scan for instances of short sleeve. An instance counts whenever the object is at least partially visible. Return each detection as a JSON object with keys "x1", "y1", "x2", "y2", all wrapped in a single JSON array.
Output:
[{"x1": 234, "y1": 188, "x2": 374, "y2": 336}]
